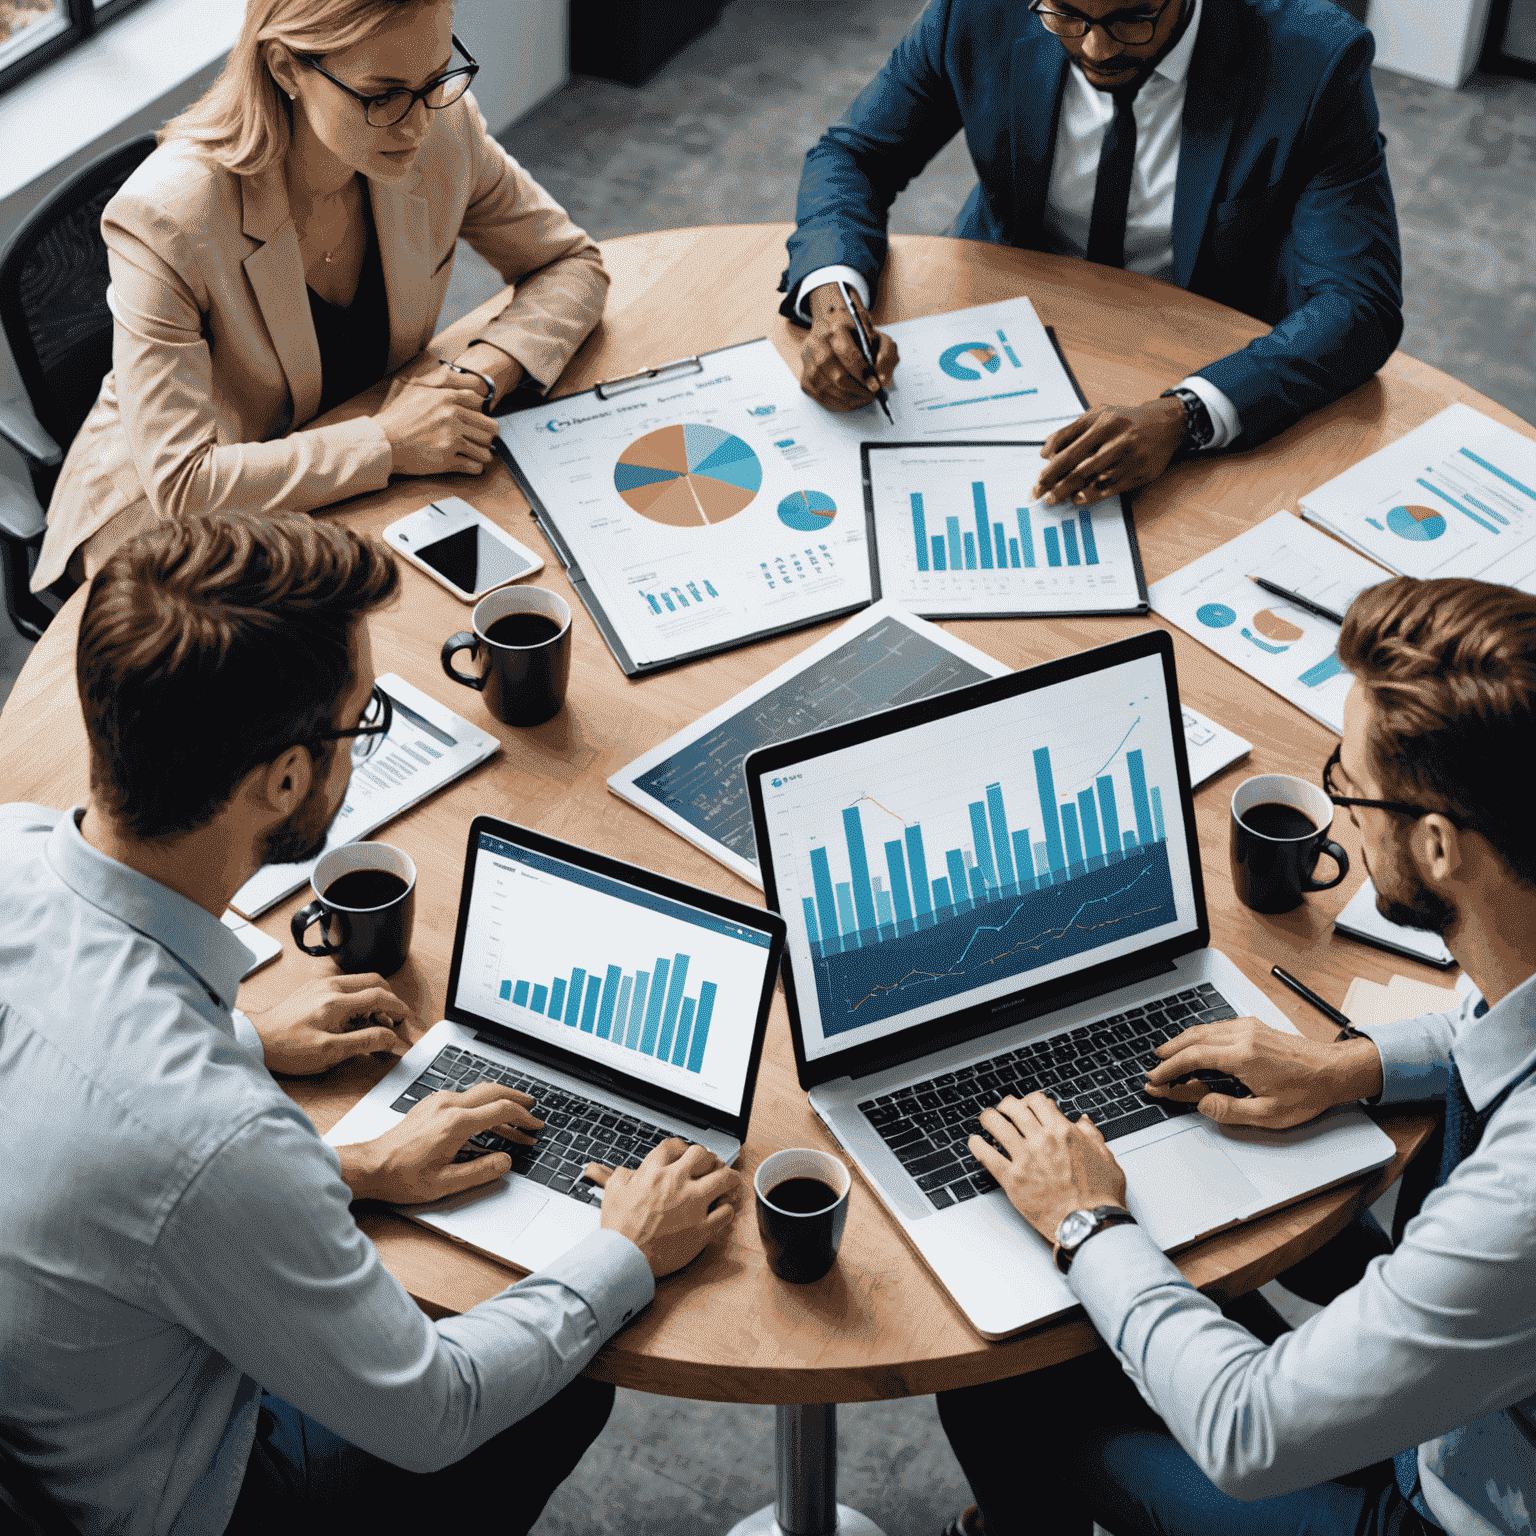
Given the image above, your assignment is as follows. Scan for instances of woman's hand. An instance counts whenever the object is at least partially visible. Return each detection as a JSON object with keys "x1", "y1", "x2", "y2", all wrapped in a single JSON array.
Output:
[
  {"x1": 375, "y1": 377, "x2": 500, "y2": 477},
  {"x1": 412, "y1": 342, "x2": 525, "y2": 408}
]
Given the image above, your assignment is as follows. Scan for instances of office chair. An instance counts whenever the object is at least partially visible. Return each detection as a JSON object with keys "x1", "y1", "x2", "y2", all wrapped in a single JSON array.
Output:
[
  {"x1": 0, "y1": 133, "x2": 158, "y2": 643},
  {"x1": 0, "y1": 1441, "x2": 80, "y2": 1536}
]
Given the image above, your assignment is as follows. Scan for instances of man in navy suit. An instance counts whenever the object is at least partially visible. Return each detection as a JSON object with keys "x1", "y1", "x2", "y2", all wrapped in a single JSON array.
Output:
[{"x1": 781, "y1": 0, "x2": 1402, "y2": 508}]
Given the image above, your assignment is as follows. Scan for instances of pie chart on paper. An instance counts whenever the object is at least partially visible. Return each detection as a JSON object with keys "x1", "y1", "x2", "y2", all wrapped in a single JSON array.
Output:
[
  {"x1": 777, "y1": 490, "x2": 837, "y2": 531},
  {"x1": 614, "y1": 425, "x2": 763, "y2": 527},
  {"x1": 1386, "y1": 504, "x2": 1447, "y2": 542}
]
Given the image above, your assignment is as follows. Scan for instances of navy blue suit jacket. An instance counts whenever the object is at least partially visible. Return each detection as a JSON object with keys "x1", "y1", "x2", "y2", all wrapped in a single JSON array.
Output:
[{"x1": 781, "y1": 0, "x2": 1403, "y2": 448}]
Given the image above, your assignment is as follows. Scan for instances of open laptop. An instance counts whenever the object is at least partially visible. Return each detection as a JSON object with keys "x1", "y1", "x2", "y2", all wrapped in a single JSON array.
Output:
[
  {"x1": 325, "y1": 815, "x2": 785, "y2": 1274},
  {"x1": 745, "y1": 629, "x2": 1394, "y2": 1338}
]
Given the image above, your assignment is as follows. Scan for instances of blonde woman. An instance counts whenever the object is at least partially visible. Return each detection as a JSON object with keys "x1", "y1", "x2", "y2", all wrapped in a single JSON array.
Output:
[{"x1": 33, "y1": 0, "x2": 606, "y2": 591}]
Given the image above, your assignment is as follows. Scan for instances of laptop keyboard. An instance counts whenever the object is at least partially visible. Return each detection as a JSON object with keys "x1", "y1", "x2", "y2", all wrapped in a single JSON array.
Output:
[
  {"x1": 858, "y1": 984, "x2": 1246, "y2": 1211},
  {"x1": 390, "y1": 1044, "x2": 679, "y2": 1203}
]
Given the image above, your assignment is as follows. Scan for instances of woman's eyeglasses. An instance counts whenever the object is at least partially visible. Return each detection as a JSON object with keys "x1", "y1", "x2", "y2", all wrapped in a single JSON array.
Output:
[{"x1": 304, "y1": 34, "x2": 480, "y2": 128}]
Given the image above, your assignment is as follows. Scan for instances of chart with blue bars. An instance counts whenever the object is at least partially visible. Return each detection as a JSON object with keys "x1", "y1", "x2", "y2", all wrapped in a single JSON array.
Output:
[
  {"x1": 496, "y1": 955, "x2": 718, "y2": 1075},
  {"x1": 865, "y1": 444, "x2": 1141, "y2": 617},
  {"x1": 798, "y1": 733, "x2": 1178, "y2": 1033}
]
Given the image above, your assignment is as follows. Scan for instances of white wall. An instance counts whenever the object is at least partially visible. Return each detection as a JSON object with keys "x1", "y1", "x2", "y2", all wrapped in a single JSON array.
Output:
[{"x1": 1368, "y1": 0, "x2": 1494, "y2": 86}]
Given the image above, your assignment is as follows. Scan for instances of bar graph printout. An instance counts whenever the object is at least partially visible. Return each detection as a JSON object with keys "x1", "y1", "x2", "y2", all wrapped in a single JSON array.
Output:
[
  {"x1": 1300, "y1": 403, "x2": 1536, "y2": 593},
  {"x1": 1149, "y1": 512, "x2": 1391, "y2": 736},
  {"x1": 862, "y1": 443, "x2": 1148, "y2": 617},
  {"x1": 610, "y1": 601, "x2": 1010, "y2": 886},
  {"x1": 454, "y1": 834, "x2": 774, "y2": 1116},
  {"x1": 754, "y1": 650, "x2": 1201, "y2": 1061}
]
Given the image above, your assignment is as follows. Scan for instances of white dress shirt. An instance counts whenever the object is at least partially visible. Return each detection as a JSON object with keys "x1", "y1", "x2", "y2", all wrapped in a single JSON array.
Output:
[
  {"x1": 799, "y1": 0, "x2": 1242, "y2": 448},
  {"x1": 0, "y1": 804, "x2": 656, "y2": 1536},
  {"x1": 1069, "y1": 974, "x2": 1536, "y2": 1536}
]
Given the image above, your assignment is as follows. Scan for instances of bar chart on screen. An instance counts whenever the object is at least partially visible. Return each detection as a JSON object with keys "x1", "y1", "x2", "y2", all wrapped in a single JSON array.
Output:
[
  {"x1": 862, "y1": 443, "x2": 1146, "y2": 617},
  {"x1": 456, "y1": 835, "x2": 770, "y2": 1112}
]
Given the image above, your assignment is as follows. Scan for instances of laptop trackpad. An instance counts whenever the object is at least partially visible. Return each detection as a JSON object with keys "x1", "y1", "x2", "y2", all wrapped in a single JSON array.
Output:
[
  {"x1": 1122, "y1": 1130, "x2": 1261, "y2": 1248},
  {"x1": 408, "y1": 1176, "x2": 549, "y2": 1243}
]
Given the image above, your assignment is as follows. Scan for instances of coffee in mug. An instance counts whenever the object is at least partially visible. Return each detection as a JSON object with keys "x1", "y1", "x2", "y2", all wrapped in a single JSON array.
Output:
[
  {"x1": 292, "y1": 843, "x2": 417, "y2": 975},
  {"x1": 767, "y1": 1177, "x2": 840, "y2": 1214},
  {"x1": 441, "y1": 584, "x2": 572, "y2": 728},
  {"x1": 1229, "y1": 774, "x2": 1348, "y2": 914},
  {"x1": 754, "y1": 1147, "x2": 851, "y2": 1284}
]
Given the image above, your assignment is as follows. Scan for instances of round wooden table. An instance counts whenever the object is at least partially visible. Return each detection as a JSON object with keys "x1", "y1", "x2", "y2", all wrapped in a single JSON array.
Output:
[{"x1": 4, "y1": 224, "x2": 1521, "y2": 1536}]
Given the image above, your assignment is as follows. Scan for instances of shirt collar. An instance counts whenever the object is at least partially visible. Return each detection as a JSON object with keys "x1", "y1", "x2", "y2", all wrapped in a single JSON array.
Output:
[
  {"x1": 1453, "y1": 968, "x2": 1536, "y2": 1111},
  {"x1": 46, "y1": 808, "x2": 251, "y2": 1014},
  {"x1": 1152, "y1": 0, "x2": 1202, "y2": 86}
]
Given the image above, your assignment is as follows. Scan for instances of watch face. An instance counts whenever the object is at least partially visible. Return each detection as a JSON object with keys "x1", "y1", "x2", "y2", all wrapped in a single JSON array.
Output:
[{"x1": 1056, "y1": 1209, "x2": 1096, "y2": 1249}]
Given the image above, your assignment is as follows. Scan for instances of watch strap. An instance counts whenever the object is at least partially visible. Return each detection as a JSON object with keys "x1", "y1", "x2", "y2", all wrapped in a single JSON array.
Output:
[
  {"x1": 438, "y1": 357, "x2": 497, "y2": 414},
  {"x1": 1054, "y1": 1204, "x2": 1137, "y2": 1275},
  {"x1": 1160, "y1": 386, "x2": 1214, "y2": 452}
]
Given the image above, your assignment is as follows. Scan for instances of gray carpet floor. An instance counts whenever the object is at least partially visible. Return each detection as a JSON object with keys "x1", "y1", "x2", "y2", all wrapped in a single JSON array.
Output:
[{"x1": 0, "y1": 4, "x2": 1523, "y2": 1529}]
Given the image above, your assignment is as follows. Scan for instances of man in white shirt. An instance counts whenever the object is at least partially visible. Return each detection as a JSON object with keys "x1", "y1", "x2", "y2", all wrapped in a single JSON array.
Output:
[
  {"x1": 0, "y1": 512, "x2": 739, "y2": 1535},
  {"x1": 933, "y1": 573, "x2": 1536, "y2": 1536},
  {"x1": 782, "y1": 0, "x2": 1402, "y2": 509}
]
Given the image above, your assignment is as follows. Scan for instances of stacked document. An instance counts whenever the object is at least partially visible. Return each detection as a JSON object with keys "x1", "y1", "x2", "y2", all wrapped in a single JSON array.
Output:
[
  {"x1": 1335, "y1": 878, "x2": 1454, "y2": 968},
  {"x1": 231, "y1": 673, "x2": 499, "y2": 918},
  {"x1": 1300, "y1": 403, "x2": 1536, "y2": 592}
]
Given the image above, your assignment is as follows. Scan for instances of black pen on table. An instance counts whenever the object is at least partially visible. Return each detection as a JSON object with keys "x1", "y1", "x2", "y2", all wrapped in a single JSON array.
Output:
[
  {"x1": 836, "y1": 280, "x2": 894, "y2": 425},
  {"x1": 1247, "y1": 575, "x2": 1346, "y2": 627},
  {"x1": 1271, "y1": 965, "x2": 1351, "y2": 1029}
]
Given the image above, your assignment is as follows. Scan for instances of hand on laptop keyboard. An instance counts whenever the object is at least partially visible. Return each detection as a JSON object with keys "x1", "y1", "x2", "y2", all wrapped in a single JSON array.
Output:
[
  {"x1": 587, "y1": 1139, "x2": 743, "y2": 1278},
  {"x1": 345, "y1": 1080, "x2": 544, "y2": 1205}
]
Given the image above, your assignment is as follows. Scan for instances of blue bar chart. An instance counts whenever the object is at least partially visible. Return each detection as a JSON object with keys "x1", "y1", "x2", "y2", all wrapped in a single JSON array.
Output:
[
  {"x1": 495, "y1": 950, "x2": 718, "y2": 1074},
  {"x1": 909, "y1": 481, "x2": 1098, "y2": 573},
  {"x1": 799, "y1": 732, "x2": 1177, "y2": 1032}
]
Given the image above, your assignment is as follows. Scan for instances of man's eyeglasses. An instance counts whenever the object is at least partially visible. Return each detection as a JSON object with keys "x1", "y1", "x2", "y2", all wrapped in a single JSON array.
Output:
[
  {"x1": 1029, "y1": 0, "x2": 1172, "y2": 44},
  {"x1": 1321, "y1": 744, "x2": 1471, "y2": 828},
  {"x1": 309, "y1": 684, "x2": 393, "y2": 764},
  {"x1": 304, "y1": 34, "x2": 479, "y2": 128}
]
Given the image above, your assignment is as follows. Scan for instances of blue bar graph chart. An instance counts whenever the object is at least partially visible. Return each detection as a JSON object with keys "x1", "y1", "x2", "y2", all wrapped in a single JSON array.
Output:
[
  {"x1": 495, "y1": 949, "x2": 719, "y2": 1074},
  {"x1": 906, "y1": 480, "x2": 1100, "y2": 573},
  {"x1": 801, "y1": 735, "x2": 1176, "y2": 1032}
]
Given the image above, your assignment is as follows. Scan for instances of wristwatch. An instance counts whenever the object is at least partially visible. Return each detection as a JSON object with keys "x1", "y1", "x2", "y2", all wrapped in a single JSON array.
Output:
[
  {"x1": 1053, "y1": 1204, "x2": 1137, "y2": 1274},
  {"x1": 1160, "y1": 386, "x2": 1215, "y2": 453},
  {"x1": 438, "y1": 357, "x2": 497, "y2": 415}
]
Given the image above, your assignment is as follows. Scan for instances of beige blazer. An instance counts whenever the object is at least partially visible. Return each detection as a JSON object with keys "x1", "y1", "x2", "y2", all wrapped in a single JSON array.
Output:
[{"x1": 35, "y1": 93, "x2": 607, "y2": 591}]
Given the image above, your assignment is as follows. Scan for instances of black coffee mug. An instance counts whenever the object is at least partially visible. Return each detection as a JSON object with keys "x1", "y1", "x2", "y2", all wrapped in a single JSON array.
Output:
[
  {"x1": 1230, "y1": 774, "x2": 1349, "y2": 915},
  {"x1": 754, "y1": 1148, "x2": 851, "y2": 1285},
  {"x1": 441, "y1": 585, "x2": 572, "y2": 727},
  {"x1": 291, "y1": 843, "x2": 417, "y2": 976}
]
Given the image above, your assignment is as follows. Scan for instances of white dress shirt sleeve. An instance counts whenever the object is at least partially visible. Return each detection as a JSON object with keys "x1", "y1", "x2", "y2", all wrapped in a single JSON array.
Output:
[
  {"x1": 794, "y1": 266, "x2": 871, "y2": 321},
  {"x1": 149, "y1": 1107, "x2": 654, "y2": 1474},
  {"x1": 1177, "y1": 375, "x2": 1242, "y2": 450}
]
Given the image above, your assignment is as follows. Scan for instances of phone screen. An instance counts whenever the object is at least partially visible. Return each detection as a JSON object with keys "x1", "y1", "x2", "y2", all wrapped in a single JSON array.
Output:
[{"x1": 415, "y1": 523, "x2": 533, "y2": 594}]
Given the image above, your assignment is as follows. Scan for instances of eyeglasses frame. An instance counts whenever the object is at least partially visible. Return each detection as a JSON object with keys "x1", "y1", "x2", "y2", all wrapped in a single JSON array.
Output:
[
  {"x1": 1321, "y1": 743, "x2": 1471, "y2": 829},
  {"x1": 302, "y1": 33, "x2": 480, "y2": 127},
  {"x1": 307, "y1": 683, "x2": 393, "y2": 763},
  {"x1": 1027, "y1": 0, "x2": 1177, "y2": 45}
]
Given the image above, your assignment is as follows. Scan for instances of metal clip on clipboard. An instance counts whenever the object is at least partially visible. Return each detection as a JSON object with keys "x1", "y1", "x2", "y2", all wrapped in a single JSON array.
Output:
[{"x1": 593, "y1": 356, "x2": 704, "y2": 399}]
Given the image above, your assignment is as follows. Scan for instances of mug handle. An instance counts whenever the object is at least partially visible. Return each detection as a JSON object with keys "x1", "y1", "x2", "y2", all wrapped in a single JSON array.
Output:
[
  {"x1": 1302, "y1": 840, "x2": 1350, "y2": 892},
  {"x1": 291, "y1": 901, "x2": 344, "y2": 956},
  {"x1": 440, "y1": 632, "x2": 485, "y2": 690}
]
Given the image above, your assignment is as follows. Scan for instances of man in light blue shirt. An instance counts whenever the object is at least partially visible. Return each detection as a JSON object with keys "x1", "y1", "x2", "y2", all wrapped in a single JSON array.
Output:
[
  {"x1": 0, "y1": 512, "x2": 740, "y2": 1535},
  {"x1": 936, "y1": 574, "x2": 1536, "y2": 1536}
]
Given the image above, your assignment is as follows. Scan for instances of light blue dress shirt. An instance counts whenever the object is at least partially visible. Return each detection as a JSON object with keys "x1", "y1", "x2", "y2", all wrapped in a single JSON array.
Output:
[
  {"x1": 1070, "y1": 973, "x2": 1536, "y2": 1536},
  {"x1": 0, "y1": 804, "x2": 655, "y2": 1536}
]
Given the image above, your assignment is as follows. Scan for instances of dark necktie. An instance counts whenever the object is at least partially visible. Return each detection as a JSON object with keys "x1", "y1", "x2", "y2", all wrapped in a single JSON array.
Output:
[
  {"x1": 1392, "y1": 999, "x2": 1526, "y2": 1517},
  {"x1": 1086, "y1": 88, "x2": 1141, "y2": 269}
]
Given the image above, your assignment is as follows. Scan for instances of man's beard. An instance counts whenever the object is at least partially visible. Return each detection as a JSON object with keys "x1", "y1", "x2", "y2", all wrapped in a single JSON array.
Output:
[
  {"x1": 260, "y1": 770, "x2": 342, "y2": 867},
  {"x1": 1373, "y1": 841, "x2": 1458, "y2": 936}
]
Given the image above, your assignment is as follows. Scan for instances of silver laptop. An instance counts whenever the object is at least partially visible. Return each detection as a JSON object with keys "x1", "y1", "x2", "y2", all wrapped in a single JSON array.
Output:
[
  {"x1": 326, "y1": 815, "x2": 785, "y2": 1274},
  {"x1": 745, "y1": 629, "x2": 1394, "y2": 1339}
]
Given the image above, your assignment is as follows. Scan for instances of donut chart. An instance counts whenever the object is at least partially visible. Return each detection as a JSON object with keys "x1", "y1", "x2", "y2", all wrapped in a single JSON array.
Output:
[
  {"x1": 1196, "y1": 602, "x2": 1237, "y2": 628},
  {"x1": 614, "y1": 425, "x2": 763, "y2": 527},
  {"x1": 1386, "y1": 504, "x2": 1447, "y2": 542},
  {"x1": 777, "y1": 490, "x2": 837, "y2": 531},
  {"x1": 940, "y1": 343, "x2": 1002, "y2": 382}
]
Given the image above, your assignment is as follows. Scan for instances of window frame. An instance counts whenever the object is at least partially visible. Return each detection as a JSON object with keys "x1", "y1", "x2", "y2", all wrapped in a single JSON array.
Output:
[{"x1": 0, "y1": 0, "x2": 154, "y2": 99}]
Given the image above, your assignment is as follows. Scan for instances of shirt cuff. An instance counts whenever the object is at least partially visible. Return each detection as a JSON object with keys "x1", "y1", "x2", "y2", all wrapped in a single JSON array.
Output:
[
  {"x1": 1360, "y1": 1010, "x2": 1457, "y2": 1106},
  {"x1": 1178, "y1": 375, "x2": 1241, "y2": 451},
  {"x1": 531, "y1": 1227, "x2": 654, "y2": 1338},
  {"x1": 796, "y1": 266, "x2": 871, "y2": 322},
  {"x1": 1068, "y1": 1220, "x2": 1193, "y2": 1352},
  {"x1": 229, "y1": 1009, "x2": 263, "y2": 1056}
]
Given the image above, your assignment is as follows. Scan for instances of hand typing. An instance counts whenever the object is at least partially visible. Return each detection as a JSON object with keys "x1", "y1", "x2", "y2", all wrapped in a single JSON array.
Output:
[{"x1": 590, "y1": 1139, "x2": 742, "y2": 1278}]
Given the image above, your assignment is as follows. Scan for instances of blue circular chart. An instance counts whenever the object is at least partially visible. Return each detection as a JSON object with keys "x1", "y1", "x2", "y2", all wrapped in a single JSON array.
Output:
[
  {"x1": 1386, "y1": 504, "x2": 1447, "y2": 542},
  {"x1": 939, "y1": 342, "x2": 1002, "y2": 381},
  {"x1": 777, "y1": 490, "x2": 837, "y2": 532},
  {"x1": 1197, "y1": 602, "x2": 1237, "y2": 628}
]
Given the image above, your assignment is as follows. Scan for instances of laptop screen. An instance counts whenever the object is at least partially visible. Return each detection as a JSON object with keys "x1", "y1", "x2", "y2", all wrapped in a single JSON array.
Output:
[
  {"x1": 452, "y1": 831, "x2": 777, "y2": 1119},
  {"x1": 752, "y1": 642, "x2": 1203, "y2": 1068}
]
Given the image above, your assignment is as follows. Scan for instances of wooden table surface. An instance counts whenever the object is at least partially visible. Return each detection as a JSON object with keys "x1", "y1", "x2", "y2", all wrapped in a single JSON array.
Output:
[{"x1": 6, "y1": 225, "x2": 1524, "y2": 1407}]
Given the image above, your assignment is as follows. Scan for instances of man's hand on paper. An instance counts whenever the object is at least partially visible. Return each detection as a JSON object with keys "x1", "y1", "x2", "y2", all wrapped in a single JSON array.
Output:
[
  {"x1": 1143, "y1": 1017, "x2": 1385, "y2": 1128},
  {"x1": 800, "y1": 283, "x2": 899, "y2": 411},
  {"x1": 1033, "y1": 398, "x2": 1186, "y2": 506}
]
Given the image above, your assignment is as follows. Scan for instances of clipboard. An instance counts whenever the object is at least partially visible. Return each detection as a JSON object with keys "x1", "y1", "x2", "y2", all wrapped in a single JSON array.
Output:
[
  {"x1": 493, "y1": 337, "x2": 876, "y2": 678},
  {"x1": 859, "y1": 440, "x2": 1149, "y2": 620}
]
